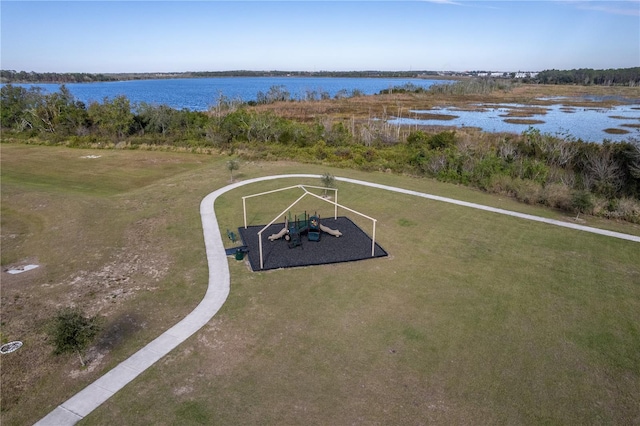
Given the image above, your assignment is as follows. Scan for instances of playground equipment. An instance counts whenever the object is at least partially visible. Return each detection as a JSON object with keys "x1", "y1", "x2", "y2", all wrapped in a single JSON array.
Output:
[
  {"x1": 242, "y1": 184, "x2": 377, "y2": 270},
  {"x1": 319, "y1": 223, "x2": 342, "y2": 237},
  {"x1": 267, "y1": 212, "x2": 342, "y2": 247},
  {"x1": 268, "y1": 217, "x2": 289, "y2": 241}
]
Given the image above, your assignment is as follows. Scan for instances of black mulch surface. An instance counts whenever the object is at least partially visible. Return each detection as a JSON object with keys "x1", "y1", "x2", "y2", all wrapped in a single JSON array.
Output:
[{"x1": 237, "y1": 216, "x2": 388, "y2": 271}]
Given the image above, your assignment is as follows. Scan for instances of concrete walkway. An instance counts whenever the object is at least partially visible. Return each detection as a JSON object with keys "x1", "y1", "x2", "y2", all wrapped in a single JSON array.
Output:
[{"x1": 36, "y1": 174, "x2": 639, "y2": 425}]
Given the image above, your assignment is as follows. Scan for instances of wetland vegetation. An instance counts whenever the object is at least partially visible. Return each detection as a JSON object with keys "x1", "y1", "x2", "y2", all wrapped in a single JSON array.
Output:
[{"x1": 2, "y1": 78, "x2": 639, "y2": 223}]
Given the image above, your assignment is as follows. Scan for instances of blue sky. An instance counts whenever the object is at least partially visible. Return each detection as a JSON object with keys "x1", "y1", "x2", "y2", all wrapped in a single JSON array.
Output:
[{"x1": 1, "y1": 1, "x2": 638, "y2": 73}]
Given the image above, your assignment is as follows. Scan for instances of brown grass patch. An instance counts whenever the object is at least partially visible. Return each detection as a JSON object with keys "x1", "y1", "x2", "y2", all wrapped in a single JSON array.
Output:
[
  {"x1": 503, "y1": 118, "x2": 546, "y2": 125},
  {"x1": 499, "y1": 107, "x2": 548, "y2": 118},
  {"x1": 609, "y1": 115, "x2": 639, "y2": 120},
  {"x1": 603, "y1": 128, "x2": 630, "y2": 134},
  {"x1": 413, "y1": 112, "x2": 459, "y2": 120}
]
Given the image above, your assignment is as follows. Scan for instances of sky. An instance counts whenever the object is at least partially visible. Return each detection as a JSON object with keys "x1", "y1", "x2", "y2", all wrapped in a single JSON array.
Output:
[{"x1": 1, "y1": 1, "x2": 639, "y2": 73}]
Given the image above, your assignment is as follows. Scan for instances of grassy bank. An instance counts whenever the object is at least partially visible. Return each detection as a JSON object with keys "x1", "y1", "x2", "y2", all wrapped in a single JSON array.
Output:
[{"x1": 1, "y1": 144, "x2": 639, "y2": 424}]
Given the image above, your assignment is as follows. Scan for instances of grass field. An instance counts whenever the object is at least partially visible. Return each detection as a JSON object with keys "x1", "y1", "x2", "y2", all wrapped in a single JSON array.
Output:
[{"x1": 1, "y1": 143, "x2": 639, "y2": 425}]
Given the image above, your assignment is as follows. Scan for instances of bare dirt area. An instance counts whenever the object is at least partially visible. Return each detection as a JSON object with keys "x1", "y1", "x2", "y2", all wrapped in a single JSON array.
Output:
[
  {"x1": 0, "y1": 202, "x2": 173, "y2": 419},
  {"x1": 0, "y1": 146, "x2": 222, "y2": 425}
]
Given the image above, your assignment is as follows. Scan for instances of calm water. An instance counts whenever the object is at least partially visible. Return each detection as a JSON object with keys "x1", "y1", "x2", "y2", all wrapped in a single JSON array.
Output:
[
  {"x1": 7, "y1": 77, "x2": 442, "y2": 111},
  {"x1": 390, "y1": 103, "x2": 640, "y2": 143}
]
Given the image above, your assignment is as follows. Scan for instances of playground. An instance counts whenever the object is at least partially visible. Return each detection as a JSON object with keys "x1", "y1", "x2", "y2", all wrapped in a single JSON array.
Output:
[
  {"x1": 238, "y1": 215, "x2": 388, "y2": 271},
  {"x1": 229, "y1": 184, "x2": 388, "y2": 271}
]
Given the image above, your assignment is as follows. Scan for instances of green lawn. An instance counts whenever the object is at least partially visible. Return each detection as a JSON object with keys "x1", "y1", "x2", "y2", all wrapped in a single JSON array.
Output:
[{"x1": 1, "y1": 144, "x2": 639, "y2": 425}]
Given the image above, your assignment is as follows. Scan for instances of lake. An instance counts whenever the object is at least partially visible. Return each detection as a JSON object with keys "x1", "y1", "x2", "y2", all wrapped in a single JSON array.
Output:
[
  {"x1": 6, "y1": 78, "x2": 640, "y2": 143},
  {"x1": 7, "y1": 77, "x2": 441, "y2": 111}
]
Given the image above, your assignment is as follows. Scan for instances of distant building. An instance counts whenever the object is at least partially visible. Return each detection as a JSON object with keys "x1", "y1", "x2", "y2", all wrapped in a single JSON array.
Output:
[{"x1": 514, "y1": 72, "x2": 539, "y2": 79}]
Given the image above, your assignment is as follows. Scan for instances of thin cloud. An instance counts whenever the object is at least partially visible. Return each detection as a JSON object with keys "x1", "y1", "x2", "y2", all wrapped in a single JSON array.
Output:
[
  {"x1": 420, "y1": 0, "x2": 463, "y2": 5},
  {"x1": 577, "y1": 3, "x2": 640, "y2": 17},
  {"x1": 419, "y1": 0, "x2": 502, "y2": 8},
  {"x1": 555, "y1": 0, "x2": 640, "y2": 17}
]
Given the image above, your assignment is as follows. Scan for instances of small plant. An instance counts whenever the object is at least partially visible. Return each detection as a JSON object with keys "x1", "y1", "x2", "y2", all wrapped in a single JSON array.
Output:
[
  {"x1": 48, "y1": 307, "x2": 102, "y2": 366},
  {"x1": 572, "y1": 190, "x2": 594, "y2": 220},
  {"x1": 226, "y1": 159, "x2": 240, "y2": 181},
  {"x1": 320, "y1": 172, "x2": 335, "y2": 197}
]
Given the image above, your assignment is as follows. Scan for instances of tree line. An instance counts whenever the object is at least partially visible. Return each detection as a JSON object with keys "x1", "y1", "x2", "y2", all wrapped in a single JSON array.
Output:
[
  {"x1": 1, "y1": 83, "x2": 639, "y2": 222},
  {"x1": 0, "y1": 69, "x2": 445, "y2": 84},
  {"x1": 534, "y1": 67, "x2": 640, "y2": 86},
  {"x1": 3, "y1": 67, "x2": 639, "y2": 85}
]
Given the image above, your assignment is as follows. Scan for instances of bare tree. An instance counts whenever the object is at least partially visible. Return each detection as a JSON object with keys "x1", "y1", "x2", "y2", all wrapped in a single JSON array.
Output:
[
  {"x1": 629, "y1": 139, "x2": 640, "y2": 179},
  {"x1": 427, "y1": 154, "x2": 447, "y2": 175},
  {"x1": 584, "y1": 149, "x2": 623, "y2": 196}
]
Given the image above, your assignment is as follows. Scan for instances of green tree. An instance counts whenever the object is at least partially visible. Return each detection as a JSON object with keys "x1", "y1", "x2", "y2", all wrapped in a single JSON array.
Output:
[
  {"x1": 571, "y1": 190, "x2": 594, "y2": 220},
  {"x1": 88, "y1": 95, "x2": 133, "y2": 139},
  {"x1": 137, "y1": 102, "x2": 174, "y2": 136},
  {"x1": 28, "y1": 85, "x2": 89, "y2": 135},
  {"x1": 320, "y1": 172, "x2": 335, "y2": 197},
  {"x1": 227, "y1": 159, "x2": 240, "y2": 181},
  {"x1": 0, "y1": 84, "x2": 44, "y2": 131},
  {"x1": 48, "y1": 307, "x2": 102, "y2": 366},
  {"x1": 51, "y1": 85, "x2": 89, "y2": 135}
]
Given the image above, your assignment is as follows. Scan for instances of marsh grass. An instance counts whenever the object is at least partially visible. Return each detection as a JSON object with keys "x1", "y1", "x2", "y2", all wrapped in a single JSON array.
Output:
[
  {"x1": 503, "y1": 118, "x2": 546, "y2": 125},
  {"x1": 603, "y1": 128, "x2": 630, "y2": 134},
  {"x1": 253, "y1": 84, "x2": 640, "y2": 122},
  {"x1": 1, "y1": 144, "x2": 639, "y2": 425},
  {"x1": 413, "y1": 112, "x2": 459, "y2": 121}
]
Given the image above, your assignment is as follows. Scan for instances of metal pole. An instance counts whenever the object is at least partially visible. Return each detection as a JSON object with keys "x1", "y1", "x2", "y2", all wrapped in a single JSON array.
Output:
[
  {"x1": 259, "y1": 230, "x2": 264, "y2": 269},
  {"x1": 334, "y1": 188, "x2": 338, "y2": 219},
  {"x1": 243, "y1": 197, "x2": 247, "y2": 229},
  {"x1": 371, "y1": 219, "x2": 377, "y2": 257}
]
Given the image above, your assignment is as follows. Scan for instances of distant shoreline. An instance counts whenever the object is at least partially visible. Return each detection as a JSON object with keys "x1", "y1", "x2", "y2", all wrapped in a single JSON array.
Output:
[{"x1": 0, "y1": 70, "x2": 465, "y2": 84}]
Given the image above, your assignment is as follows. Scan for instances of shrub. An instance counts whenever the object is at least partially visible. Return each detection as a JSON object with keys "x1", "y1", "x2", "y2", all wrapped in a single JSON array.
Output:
[
  {"x1": 616, "y1": 197, "x2": 640, "y2": 223},
  {"x1": 600, "y1": 197, "x2": 640, "y2": 223},
  {"x1": 406, "y1": 130, "x2": 430, "y2": 147},
  {"x1": 542, "y1": 182, "x2": 573, "y2": 211},
  {"x1": 428, "y1": 131, "x2": 457, "y2": 150},
  {"x1": 571, "y1": 190, "x2": 594, "y2": 217},
  {"x1": 512, "y1": 179, "x2": 543, "y2": 205},
  {"x1": 48, "y1": 307, "x2": 102, "y2": 366},
  {"x1": 485, "y1": 174, "x2": 515, "y2": 196},
  {"x1": 472, "y1": 154, "x2": 505, "y2": 189}
]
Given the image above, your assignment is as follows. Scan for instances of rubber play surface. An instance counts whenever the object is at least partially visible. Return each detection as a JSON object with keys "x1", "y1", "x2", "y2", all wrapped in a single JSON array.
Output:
[{"x1": 237, "y1": 216, "x2": 388, "y2": 271}]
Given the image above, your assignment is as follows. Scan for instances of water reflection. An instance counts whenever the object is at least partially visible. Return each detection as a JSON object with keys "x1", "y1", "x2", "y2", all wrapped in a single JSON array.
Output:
[{"x1": 389, "y1": 103, "x2": 640, "y2": 143}]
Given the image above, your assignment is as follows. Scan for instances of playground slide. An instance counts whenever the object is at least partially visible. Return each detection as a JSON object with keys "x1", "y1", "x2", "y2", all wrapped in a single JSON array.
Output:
[
  {"x1": 268, "y1": 227, "x2": 288, "y2": 241},
  {"x1": 319, "y1": 224, "x2": 342, "y2": 237}
]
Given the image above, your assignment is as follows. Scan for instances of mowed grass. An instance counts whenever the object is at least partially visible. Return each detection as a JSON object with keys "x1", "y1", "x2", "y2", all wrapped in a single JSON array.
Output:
[{"x1": 1, "y1": 144, "x2": 639, "y2": 425}]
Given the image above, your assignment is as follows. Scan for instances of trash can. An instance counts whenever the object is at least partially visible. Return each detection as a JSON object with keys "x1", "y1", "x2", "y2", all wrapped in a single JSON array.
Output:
[{"x1": 235, "y1": 249, "x2": 244, "y2": 261}]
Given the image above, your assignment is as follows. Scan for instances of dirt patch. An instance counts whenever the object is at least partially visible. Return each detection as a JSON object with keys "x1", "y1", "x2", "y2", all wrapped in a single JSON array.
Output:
[{"x1": 0, "y1": 211, "x2": 172, "y2": 418}]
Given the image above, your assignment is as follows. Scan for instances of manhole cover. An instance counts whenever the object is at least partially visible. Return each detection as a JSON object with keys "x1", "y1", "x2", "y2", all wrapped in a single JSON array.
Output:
[{"x1": 0, "y1": 341, "x2": 23, "y2": 354}]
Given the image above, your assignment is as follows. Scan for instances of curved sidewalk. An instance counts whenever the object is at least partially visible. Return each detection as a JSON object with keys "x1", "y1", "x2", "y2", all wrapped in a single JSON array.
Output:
[{"x1": 36, "y1": 174, "x2": 639, "y2": 425}]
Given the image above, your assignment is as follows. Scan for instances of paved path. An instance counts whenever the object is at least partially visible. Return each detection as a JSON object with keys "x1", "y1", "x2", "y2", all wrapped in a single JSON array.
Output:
[{"x1": 36, "y1": 174, "x2": 639, "y2": 425}]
